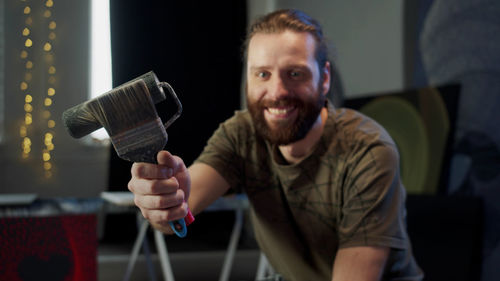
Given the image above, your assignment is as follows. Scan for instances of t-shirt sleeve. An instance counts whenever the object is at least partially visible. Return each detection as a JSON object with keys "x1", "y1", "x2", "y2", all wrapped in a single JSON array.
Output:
[
  {"x1": 194, "y1": 113, "x2": 246, "y2": 192},
  {"x1": 338, "y1": 142, "x2": 408, "y2": 250}
]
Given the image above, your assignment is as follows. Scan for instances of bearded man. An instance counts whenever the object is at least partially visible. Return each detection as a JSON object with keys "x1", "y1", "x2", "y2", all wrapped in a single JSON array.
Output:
[{"x1": 128, "y1": 9, "x2": 423, "y2": 281}]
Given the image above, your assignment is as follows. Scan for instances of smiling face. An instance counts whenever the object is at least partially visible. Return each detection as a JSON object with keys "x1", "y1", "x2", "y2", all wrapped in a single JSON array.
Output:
[{"x1": 246, "y1": 30, "x2": 330, "y2": 145}]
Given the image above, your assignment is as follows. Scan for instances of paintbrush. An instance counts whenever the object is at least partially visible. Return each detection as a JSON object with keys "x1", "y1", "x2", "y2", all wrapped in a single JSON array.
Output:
[{"x1": 62, "y1": 71, "x2": 194, "y2": 237}]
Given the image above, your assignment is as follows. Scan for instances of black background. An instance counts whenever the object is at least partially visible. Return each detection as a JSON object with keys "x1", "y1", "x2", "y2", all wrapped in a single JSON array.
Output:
[{"x1": 108, "y1": 0, "x2": 247, "y2": 190}]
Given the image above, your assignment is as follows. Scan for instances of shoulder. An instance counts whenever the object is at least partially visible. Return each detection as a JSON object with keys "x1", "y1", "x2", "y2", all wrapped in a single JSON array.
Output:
[
  {"x1": 329, "y1": 106, "x2": 396, "y2": 150},
  {"x1": 325, "y1": 106, "x2": 400, "y2": 168},
  {"x1": 204, "y1": 109, "x2": 261, "y2": 156},
  {"x1": 214, "y1": 109, "x2": 255, "y2": 140},
  {"x1": 333, "y1": 107, "x2": 394, "y2": 143},
  {"x1": 223, "y1": 109, "x2": 253, "y2": 128}
]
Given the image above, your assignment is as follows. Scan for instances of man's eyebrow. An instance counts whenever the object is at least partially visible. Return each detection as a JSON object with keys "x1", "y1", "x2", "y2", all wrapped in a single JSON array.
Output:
[
  {"x1": 249, "y1": 64, "x2": 310, "y2": 71},
  {"x1": 286, "y1": 64, "x2": 311, "y2": 70},
  {"x1": 248, "y1": 65, "x2": 270, "y2": 72}
]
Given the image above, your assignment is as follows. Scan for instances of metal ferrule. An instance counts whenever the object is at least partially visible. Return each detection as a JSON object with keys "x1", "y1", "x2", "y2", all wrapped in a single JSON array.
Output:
[{"x1": 110, "y1": 117, "x2": 167, "y2": 163}]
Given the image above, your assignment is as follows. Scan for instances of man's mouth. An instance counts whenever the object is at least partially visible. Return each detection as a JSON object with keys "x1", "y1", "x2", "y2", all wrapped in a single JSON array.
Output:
[
  {"x1": 267, "y1": 106, "x2": 294, "y2": 115},
  {"x1": 265, "y1": 106, "x2": 297, "y2": 121}
]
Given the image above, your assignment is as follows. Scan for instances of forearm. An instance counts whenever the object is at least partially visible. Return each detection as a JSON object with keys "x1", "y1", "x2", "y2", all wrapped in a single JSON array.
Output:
[
  {"x1": 332, "y1": 246, "x2": 389, "y2": 281},
  {"x1": 187, "y1": 162, "x2": 231, "y2": 215}
]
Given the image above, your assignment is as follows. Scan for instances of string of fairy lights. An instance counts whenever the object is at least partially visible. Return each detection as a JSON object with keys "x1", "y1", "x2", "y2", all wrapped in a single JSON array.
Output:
[
  {"x1": 20, "y1": 3, "x2": 33, "y2": 161},
  {"x1": 19, "y1": 0, "x2": 57, "y2": 179}
]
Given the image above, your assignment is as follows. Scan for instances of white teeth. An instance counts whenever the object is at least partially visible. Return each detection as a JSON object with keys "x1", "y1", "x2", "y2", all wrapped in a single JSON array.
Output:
[{"x1": 268, "y1": 107, "x2": 291, "y2": 115}]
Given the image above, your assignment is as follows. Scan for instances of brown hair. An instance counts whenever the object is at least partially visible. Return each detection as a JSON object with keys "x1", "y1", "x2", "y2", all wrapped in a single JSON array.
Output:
[{"x1": 243, "y1": 9, "x2": 329, "y2": 74}]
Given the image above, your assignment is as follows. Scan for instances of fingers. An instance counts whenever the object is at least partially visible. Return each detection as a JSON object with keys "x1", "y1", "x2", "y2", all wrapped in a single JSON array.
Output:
[
  {"x1": 134, "y1": 189, "x2": 185, "y2": 210},
  {"x1": 128, "y1": 150, "x2": 192, "y2": 230},
  {"x1": 131, "y1": 162, "x2": 173, "y2": 180},
  {"x1": 139, "y1": 202, "x2": 189, "y2": 224},
  {"x1": 156, "y1": 151, "x2": 191, "y2": 200},
  {"x1": 157, "y1": 150, "x2": 187, "y2": 176},
  {"x1": 128, "y1": 176, "x2": 179, "y2": 195},
  {"x1": 130, "y1": 151, "x2": 186, "y2": 179},
  {"x1": 129, "y1": 177, "x2": 188, "y2": 227}
]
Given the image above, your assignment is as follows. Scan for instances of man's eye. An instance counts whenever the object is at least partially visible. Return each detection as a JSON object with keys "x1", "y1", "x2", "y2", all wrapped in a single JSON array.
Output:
[
  {"x1": 257, "y1": 72, "x2": 269, "y2": 78},
  {"x1": 290, "y1": 71, "x2": 302, "y2": 78}
]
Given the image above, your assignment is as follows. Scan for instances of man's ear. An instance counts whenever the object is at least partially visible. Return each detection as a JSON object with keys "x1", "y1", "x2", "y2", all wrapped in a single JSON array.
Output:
[{"x1": 321, "y1": 61, "x2": 331, "y2": 96}]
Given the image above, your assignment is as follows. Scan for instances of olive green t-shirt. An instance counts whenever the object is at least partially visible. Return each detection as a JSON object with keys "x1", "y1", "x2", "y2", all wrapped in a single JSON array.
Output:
[{"x1": 195, "y1": 105, "x2": 423, "y2": 281}]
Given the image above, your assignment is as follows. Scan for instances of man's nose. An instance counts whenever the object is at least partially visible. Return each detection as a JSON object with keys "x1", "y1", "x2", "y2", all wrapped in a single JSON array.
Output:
[{"x1": 268, "y1": 75, "x2": 290, "y2": 100}]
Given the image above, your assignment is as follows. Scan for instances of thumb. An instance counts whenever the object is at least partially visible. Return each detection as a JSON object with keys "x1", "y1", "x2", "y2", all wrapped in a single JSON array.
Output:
[{"x1": 156, "y1": 151, "x2": 190, "y2": 199}]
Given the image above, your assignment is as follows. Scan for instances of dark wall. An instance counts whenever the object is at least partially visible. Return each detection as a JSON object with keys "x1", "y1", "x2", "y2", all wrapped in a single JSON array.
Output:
[{"x1": 107, "y1": 1, "x2": 247, "y2": 189}]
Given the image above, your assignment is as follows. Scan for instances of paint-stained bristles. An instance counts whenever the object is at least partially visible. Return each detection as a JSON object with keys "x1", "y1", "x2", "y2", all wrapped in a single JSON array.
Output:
[
  {"x1": 88, "y1": 80, "x2": 158, "y2": 136},
  {"x1": 62, "y1": 80, "x2": 158, "y2": 139}
]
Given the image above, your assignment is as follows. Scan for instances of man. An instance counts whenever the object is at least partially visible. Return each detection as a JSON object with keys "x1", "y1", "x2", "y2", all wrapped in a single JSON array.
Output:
[{"x1": 128, "y1": 9, "x2": 423, "y2": 281}]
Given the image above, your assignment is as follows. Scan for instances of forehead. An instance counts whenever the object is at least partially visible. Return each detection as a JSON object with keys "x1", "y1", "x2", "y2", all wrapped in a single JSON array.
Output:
[{"x1": 247, "y1": 30, "x2": 317, "y2": 68}]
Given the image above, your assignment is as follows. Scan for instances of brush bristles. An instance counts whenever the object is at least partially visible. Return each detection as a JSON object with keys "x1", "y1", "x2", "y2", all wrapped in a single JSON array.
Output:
[
  {"x1": 62, "y1": 78, "x2": 168, "y2": 163},
  {"x1": 62, "y1": 100, "x2": 102, "y2": 138},
  {"x1": 62, "y1": 79, "x2": 160, "y2": 139},
  {"x1": 87, "y1": 80, "x2": 158, "y2": 136},
  {"x1": 128, "y1": 71, "x2": 166, "y2": 104}
]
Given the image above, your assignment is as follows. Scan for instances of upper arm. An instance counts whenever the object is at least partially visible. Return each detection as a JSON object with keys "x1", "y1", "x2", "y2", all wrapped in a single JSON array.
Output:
[
  {"x1": 187, "y1": 162, "x2": 231, "y2": 215},
  {"x1": 332, "y1": 246, "x2": 390, "y2": 281}
]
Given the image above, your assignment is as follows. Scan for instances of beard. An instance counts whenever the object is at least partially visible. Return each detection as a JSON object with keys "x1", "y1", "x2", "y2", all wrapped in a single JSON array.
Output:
[{"x1": 247, "y1": 90, "x2": 326, "y2": 145}]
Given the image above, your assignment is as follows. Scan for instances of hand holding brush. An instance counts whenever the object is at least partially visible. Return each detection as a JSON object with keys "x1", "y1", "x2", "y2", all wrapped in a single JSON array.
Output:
[
  {"x1": 62, "y1": 71, "x2": 194, "y2": 237},
  {"x1": 129, "y1": 150, "x2": 193, "y2": 236}
]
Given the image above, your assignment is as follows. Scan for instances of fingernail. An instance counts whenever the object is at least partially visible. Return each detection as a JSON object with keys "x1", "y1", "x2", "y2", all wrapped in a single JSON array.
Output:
[{"x1": 161, "y1": 167, "x2": 172, "y2": 178}]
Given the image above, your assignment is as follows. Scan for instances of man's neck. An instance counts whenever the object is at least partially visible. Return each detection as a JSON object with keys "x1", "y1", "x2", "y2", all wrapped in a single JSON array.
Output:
[{"x1": 278, "y1": 107, "x2": 328, "y2": 164}]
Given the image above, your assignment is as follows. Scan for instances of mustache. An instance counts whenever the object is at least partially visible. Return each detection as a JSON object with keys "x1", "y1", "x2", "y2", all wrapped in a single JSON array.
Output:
[{"x1": 260, "y1": 97, "x2": 302, "y2": 108}]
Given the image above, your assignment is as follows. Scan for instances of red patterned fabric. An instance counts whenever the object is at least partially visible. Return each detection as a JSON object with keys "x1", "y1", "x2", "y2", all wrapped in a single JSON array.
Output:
[{"x1": 0, "y1": 215, "x2": 97, "y2": 281}]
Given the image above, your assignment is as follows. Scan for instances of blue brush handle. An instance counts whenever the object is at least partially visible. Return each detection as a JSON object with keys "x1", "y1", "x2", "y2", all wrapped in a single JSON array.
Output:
[{"x1": 169, "y1": 219, "x2": 187, "y2": 238}]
